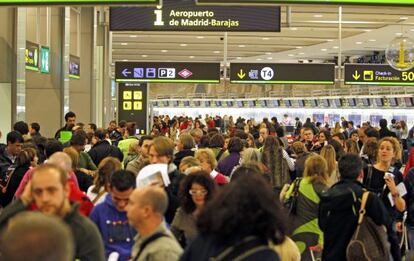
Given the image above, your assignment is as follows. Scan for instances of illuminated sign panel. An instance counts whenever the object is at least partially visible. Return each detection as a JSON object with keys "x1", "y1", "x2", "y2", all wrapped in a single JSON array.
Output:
[
  {"x1": 110, "y1": 0, "x2": 280, "y2": 32},
  {"x1": 40, "y1": 46, "x2": 50, "y2": 74},
  {"x1": 69, "y1": 55, "x2": 80, "y2": 79},
  {"x1": 115, "y1": 62, "x2": 220, "y2": 83},
  {"x1": 0, "y1": 0, "x2": 158, "y2": 5},
  {"x1": 118, "y1": 83, "x2": 148, "y2": 135},
  {"x1": 230, "y1": 63, "x2": 335, "y2": 84},
  {"x1": 196, "y1": 0, "x2": 414, "y2": 5},
  {"x1": 26, "y1": 41, "x2": 39, "y2": 71},
  {"x1": 344, "y1": 64, "x2": 414, "y2": 85}
]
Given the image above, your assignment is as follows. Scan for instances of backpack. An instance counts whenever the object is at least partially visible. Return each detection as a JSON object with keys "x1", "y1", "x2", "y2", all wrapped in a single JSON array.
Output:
[{"x1": 346, "y1": 191, "x2": 391, "y2": 261}]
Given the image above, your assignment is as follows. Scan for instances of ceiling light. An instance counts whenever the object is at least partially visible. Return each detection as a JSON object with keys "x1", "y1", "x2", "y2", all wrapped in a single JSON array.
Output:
[
  {"x1": 321, "y1": 48, "x2": 328, "y2": 51},
  {"x1": 180, "y1": 44, "x2": 188, "y2": 47},
  {"x1": 363, "y1": 29, "x2": 372, "y2": 32},
  {"x1": 355, "y1": 42, "x2": 363, "y2": 44},
  {"x1": 411, "y1": 28, "x2": 414, "y2": 32},
  {"x1": 288, "y1": 54, "x2": 295, "y2": 57},
  {"x1": 238, "y1": 45, "x2": 246, "y2": 47},
  {"x1": 121, "y1": 43, "x2": 128, "y2": 46},
  {"x1": 395, "y1": 32, "x2": 403, "y2": 36},
  {"x1": 142, "y1": 55, "x2": 148, "y2": 58},
  {"x1": 213, "y1": 51, "x2": 221, "y2": 54},
  {"x1": 369, "y1": 39, "x2": 377, "y2": 42},
  {"x1": 236, "y1": 57, "x2": 242, "y2": 60},
  {"x1": 333, "y1": 46, "x2": 339, "y2": 49},
  {"x1": 296, "y1": 46, "x2": 303, "y2": 49},
  {"x1": 129, "y1": 35, "x2": 138, "y2": 38},
  {"x1": 267, "y1": 57, "x2": 273, "y2": 60},
  {"x1": 189, "y1": 56, "x2": 195, "y2": 59},
  {"x1": 262, "y1": 37, "x2": 270, "y2": 40},
  {"x1": 256, "y1": 58, "x2": 263, "y2": 61},
  {"x1": 122, "y1": 59, "x2": 128, "y2": 62},
  {"x1": 298, "y1": 52, "x2": 305, "y2": 55},
  {"x1": 326, "y1": 39, "x2": 334, "y2": 42},
  {"x1": 400, "y1": 16, "x2": 409, "y2": 20},
  {"x1": 313, "y1": 14, "x2": 323, "y2": 18},
  {"x1": 265, "y1": 52, "x2": 272, "y2": 55},
  {"x1": 196, "y1": 36, "x2": 205, "y2": 39},
  {"x1": 290, "y1": 27, "x2": 298, "y2": 31},
  {"x1": 161, "y1": 50, "x2": 168, "y2": 53}
]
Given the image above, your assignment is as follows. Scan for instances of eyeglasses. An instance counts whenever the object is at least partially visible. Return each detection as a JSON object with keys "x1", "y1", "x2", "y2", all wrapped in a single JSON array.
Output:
[{"x1": 189, "y1": 189, "x2": 208, "y2": 196}]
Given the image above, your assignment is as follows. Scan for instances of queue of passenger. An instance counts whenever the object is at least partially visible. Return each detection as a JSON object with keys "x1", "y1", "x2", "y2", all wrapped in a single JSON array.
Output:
[{"x1": 0, "y1": 111, "x2": 413, "y2": 261}]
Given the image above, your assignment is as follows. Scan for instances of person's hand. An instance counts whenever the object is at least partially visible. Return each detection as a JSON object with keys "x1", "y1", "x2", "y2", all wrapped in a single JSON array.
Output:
[
  {"x1": 396, "y1": 222, "x2": 403, "y2": 232},
  {"x1": 384, "y1": 175, "x2": 397, "y2": 194},
  {"x1": 20, "y1": 180, "x2": 33, "y2": 206}
]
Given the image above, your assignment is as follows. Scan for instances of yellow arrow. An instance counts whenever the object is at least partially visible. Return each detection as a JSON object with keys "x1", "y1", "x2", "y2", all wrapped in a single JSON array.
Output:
[
  {"x1": 352, "y1": 70, "x2": 361, "y2": 80},
  {"x1": 237, "y1": 69, "x2": 246, "y2": 79}
]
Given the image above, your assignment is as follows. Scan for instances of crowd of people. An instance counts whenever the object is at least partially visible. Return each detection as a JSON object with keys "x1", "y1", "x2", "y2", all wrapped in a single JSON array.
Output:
[{"x1": 0, "y1": 110, "x2": 414, "y2": 261}]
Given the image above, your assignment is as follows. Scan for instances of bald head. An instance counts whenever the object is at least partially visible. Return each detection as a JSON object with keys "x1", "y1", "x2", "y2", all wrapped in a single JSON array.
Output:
[
  {"x1": 48, "y1": 152, "x2": 72, "y2": 173},
  {"x1": 134, "y1": 187, "x2": 168, "y2": 215}
]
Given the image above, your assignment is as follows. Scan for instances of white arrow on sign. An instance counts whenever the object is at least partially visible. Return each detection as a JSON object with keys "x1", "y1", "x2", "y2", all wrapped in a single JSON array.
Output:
[{"x1": 122, "y1": 69, "x2": 131, "y2": 77}]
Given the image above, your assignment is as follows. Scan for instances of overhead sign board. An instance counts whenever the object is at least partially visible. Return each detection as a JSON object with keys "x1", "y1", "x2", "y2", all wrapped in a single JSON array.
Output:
[
  {"x1": 196, "y1": 0, "x2": 414, "y2": 6},
  {"x1": 344, "y1": 64, "x2": 414, "y2": 86},
  {"x1": 25, "y1": 41, "x2": 39, "y2": 71},
  {"x1": 0, "y1": 0, "x2": 159, "y2": 6},
  {"x1": 110, "y1": 0, "x2": 280, "y2": 32},
  {"x1": 115, "y1": 62, "x2": 220, "y2": 83},
  {"x1": 40, "y1": 46, "x2": 50, "y2": 74},
  {"x1": 230, "y1": 63, "x2": 335, "y2": 84}
]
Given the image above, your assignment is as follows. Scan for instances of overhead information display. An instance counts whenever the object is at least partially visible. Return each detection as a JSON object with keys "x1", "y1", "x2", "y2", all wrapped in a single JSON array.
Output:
[
  {"x1": 0, "y1": 0, "x2": 159, "y2": 5},
  {"x1": 115, "y1": 62, "x2": 220, "y2": 83},
  {"x1": 118, "y1": 83, "x2": 148, "y2": 135},
  {"x1": 196, "y1": 0, "x2": 414, "y2": 6},
  {"x1": 25, "y1": 41, "x2": 39, "y2": 71},
  {"x1": 110, "y1": 0, "x2": 280, "y2": 32},
  {"x1": 230, "y1": 63, "x2": 335, "y2": 84},
  {"x1": 344, "y1": 64, "x2": 414, "y2": 86}
]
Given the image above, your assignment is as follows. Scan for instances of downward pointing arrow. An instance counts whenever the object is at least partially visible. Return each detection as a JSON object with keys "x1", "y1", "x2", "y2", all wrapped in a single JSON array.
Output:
[
  {"x1": 352, "y1": 70, "x2": 361, "y2": 80},
  {"x1": 122, "y1": 69, "x2": 131, "y2": 77},
  {"x1": 237, "y1": 69, "x2": 246, "y2": 79}
]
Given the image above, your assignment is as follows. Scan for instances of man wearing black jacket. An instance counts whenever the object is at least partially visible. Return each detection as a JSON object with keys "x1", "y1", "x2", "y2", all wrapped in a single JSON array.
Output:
[
  {"x1": 88, "y1": 129, "x2": 123, "y2": 166},
  {"x1": 319, "y1": 154, "x2": 400, "y2": 261}
]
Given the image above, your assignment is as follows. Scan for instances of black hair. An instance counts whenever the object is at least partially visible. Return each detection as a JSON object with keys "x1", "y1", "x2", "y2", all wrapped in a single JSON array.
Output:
[
  {"x1": 94, "y1": 129, "x2": 107, "y2": 140},
  {"x1": 228, "y1": 137, "x2": 244, "y2": 153},
  {"x1": 365, "y1": 127, "x2": 380, "y2": 139},
  {"x1": 139, "y1": 135, "x2": 153, "y2": 147},
  {"x1": 332, "y1": 132, "x2": 346, "y2": 141},
  {"x1": 88, "y1": 123, "x2": 97, "y2": 132},
  {"x1": 329, "y1": 139, "x2": 345, "y2": 161},
  {"x1": 350, "y1": 130, "x2": 358, "y2": 137},
  {"x1": 45, "y1": 139, "x2": 63, "y2": 158},
  {"x1": 178, "y1": 171, "x2": 217, "y2": 214},
  {"x1": 275, "y1": 127, "x2": 285, "y2": 138},
  {"x1": 234, "y1": 130, "x2": 248, "y2": 140},
  {"x1": 197, "y1": 174, "x2": 287, "y2": 245},
  {"x1": 69, "y1": 131, "x2": 87, "y2": 146},
  {"x1": 338, "y1": 154, "x2": 363, "y2": 180},
  {"x1": 118, "y1": 120, "x2": 127, "y2": 128},
  {"x1": 379, "y1": 119, "x2": 388, "y2": 128},
  {"x1": 199, "y1": 135, "x2": 210, "y2": 148},
  {"x1": 126, "y1": 122, "x2": 137, "y2": 136},
  {"x1": 110, "y1": 170, "x2": 136, "y2": 192},
  {"x1": 209, "y1": 134, "x2": 224, "y2": 148},
  {"x1": 7, "y1": 131, "x2": 24, "y2": 144},
  {"x1": 30, "y1": 122, "x2": 40, "y2": 133},
  {"x1": 319, "y1": 130, "x2": 332, "y2": 141},
  {"x1": 13, "y1": 121, "x2": 29, "y2": 135},
  {"x1": 64, "y1": 111, "x2": 76, "y2": 122}
]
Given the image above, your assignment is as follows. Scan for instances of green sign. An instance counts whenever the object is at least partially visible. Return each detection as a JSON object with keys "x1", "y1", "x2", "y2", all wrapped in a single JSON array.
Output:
[
  {"x1": 344, "y1": 64, "x2": 414, "y2": 86},
  {"x1": 0, "y1": 0, "x2": 158, "y2": 5},
  {"x1": 40, "y1": 46, "x2": 50, "y2": 74},
  {"x1": 197, "y1": 0, "x2": 414, "y2": 5}
]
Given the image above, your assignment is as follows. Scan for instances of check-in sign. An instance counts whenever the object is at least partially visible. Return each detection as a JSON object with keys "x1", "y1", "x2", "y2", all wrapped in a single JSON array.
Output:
[{"x1": 344, "y1": 64, "x2": 414, "y2": 86}]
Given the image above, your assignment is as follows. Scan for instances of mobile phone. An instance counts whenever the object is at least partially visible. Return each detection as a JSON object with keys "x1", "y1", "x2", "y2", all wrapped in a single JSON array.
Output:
[{"x1": 384, "y1": 172, "x2": 395, "y2": 179}]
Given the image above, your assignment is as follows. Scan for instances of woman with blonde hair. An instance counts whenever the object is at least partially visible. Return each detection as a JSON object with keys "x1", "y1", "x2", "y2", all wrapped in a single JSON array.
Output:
[
  {"x1": 63, "y1": 147, "x2": 93, "y2": 193},
  {"x1": 344, "y1": 139, "x2": 360, "y2": 155},
  {"x1": 284, "y1": 154, "x2": 329, "y2": 260},
  {"x1": 320, "y1": 145, "x2": 338, "y2": 186},
  {"x1": 195, "y1": 148, "x2": 229, "y2": 185}
]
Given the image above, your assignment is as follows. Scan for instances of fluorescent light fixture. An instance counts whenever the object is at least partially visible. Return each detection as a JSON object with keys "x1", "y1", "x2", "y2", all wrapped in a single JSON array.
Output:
[
  {"x1": 267, "y1": 57, "x2": 273, "y2": 60},
  {"x1": 189, "y1": 56, "x2": 195, "y2": 59},
  {"x1": 121, "y1": 43, "x2": 128, "y2": 46},
  {"x1": 265, "y1": 52, "x2": 272, "y2": 55},
  {"x1": 400, "y1": 16, "x2": 409, "y2": 20},
  {"x1": 321, "y1": 48, "x2": 328, "y2": 51},
  {"x1": 142, "y1": 55, "x2": 148, "y2": 58},
  {"x1": 288, "y1": 54, "x2": 295, "y2": 57},
  {"x1": 333, "y1": 46, "x2": 339, "y2": 49},
  {"x1": 129, "y1": 35, "x2": 138, "y2": 38},
  {"x1": 213, "y1": 51, "x2": 221, "y2": 54},
  {"x1": 299, "y1": 52, "x2": 305, "y2": 55},
  {"x1": 161, "y1": 50, "x2": 168, "y2": 53},
  {"x1": 236, "y1": 57, "x2": 242, "y2": 60},
  {"x1": 290, "y1": 27, "x2": 298, "y2": 31},
  {"x1": 196, "y1": 36, "x2": 204, "y2": 39},
  {"x1": 256, "y1": 58, "x2": 263, "y2": 61},
  {"x1": 369, "y1": 39, "x2": 377, "y2": 42},
  {"x1": 356, "y1": 42, "x2": 363, "y2": 44},
  {"x1": 313, "y1": 14, "x2": 323, "y2": 18},
  {"x1": 180, "y1": 44, "x2": 188, "y2": 47},
  {"x1": 238, "y1": 45, "x2": 246, "y2": 47},
  {"x1": 296, "y1": 46, "x2": 303, "y2": 49},
  {"x1": 326, "y1": 39, "x2": 334, "y2": 42},
  {"x1": 262, "y1": 37, "x2": 270, "y2": 40}
]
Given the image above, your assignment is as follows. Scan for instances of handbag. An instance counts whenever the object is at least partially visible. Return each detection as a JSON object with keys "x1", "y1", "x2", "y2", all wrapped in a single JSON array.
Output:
[{"x1": 283, "y1": 178, "x2": 302, "y2": 215}]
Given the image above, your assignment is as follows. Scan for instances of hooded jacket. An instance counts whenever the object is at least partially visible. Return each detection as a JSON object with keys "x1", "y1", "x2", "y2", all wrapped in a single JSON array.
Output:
[
  {"x1": 88, "y1": 140, "x2": 124, "y2": 166},
  {"x1": 318, "y1": 180, "x2": 399, "y2": 261},
  {"x1": 90, "y1": 193, "x2": 136, "y2": 261}
]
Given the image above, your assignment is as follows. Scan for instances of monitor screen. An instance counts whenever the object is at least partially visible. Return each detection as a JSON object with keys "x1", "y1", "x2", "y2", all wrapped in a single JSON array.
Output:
[
  {"x1": 389, "y1": 98, "x2": 398, "y2": 107},
  {"x1": 215, "y1": 101, "x2": 222, "y2": 107},
  {"x1": 236, "y1": 101, "x2": 244, "y2": 107},
  {"x1": 226, "y1": 101, "x2": 234, "y2": 107},
  {"x1": 334, "y1": 99, "x2": 342, "y2": 107},
  {"x1": 153, "y1": 101, "x2": 159, "y2": 107},
  {"x1": 248, "y1": 101, "x2": 255, "y2": 107},
  {"x1": 405, "y1": 97, "x2": 414, "y2": 107},
  {"x1": 273, "y1": 100, "x2": 280, "y2": 107},
  {"x1": 375, "y1": 98, "x2": 384, "y2": 107},
  {"x1": 285, "y1": 100, "x2": 292, "y2": 107},
  {"x1": 361, "y1": 98, "x2": 370, "y2": 106},
  {"x1": 193, "y1": 100, "x2": 201, "y2": 106},
  {"x1": 205, "y1": 101, "x2": 211, "y2": 107},
  {"x1": 162, "y1": 101, "x2": 169, "y2": 106},
  {"x1": 183, "y1": 101, "x2": 190, "y2": 107},
  {"x1": 348, "y1": 98, "x2": 357, "y2": 107},
  {"x1": 310, "y1": 100, "x2": 318, "y2": 107},
  {"x1": 298, "y1": 100, "x2": 305, "y2": 107},
  {"x1": 172, "y1": 101, "x2": 179, "y2": 107},
  {"x1": 260, "y1": 100, "x2": 267, "y2": 107},
  {"x1": 321, "y1": 99, "x2": 330, "y2": 107}
]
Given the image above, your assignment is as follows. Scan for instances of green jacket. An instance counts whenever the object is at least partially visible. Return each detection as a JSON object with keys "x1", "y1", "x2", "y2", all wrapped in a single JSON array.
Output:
[
  {"x1": 118, "y1": 137, "x2": 139, "y2": 164},
  {"x1": 79, "y1": 151, "x2": 97, "y2": 170},
  {"x1": 0, "y1": 199, "x2": 105, "y2": 261}
]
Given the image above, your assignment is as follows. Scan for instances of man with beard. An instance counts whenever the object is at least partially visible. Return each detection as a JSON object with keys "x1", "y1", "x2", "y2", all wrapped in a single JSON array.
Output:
[{"x1": 0, "y1": 164, "x2": 105, "y2": 261}]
